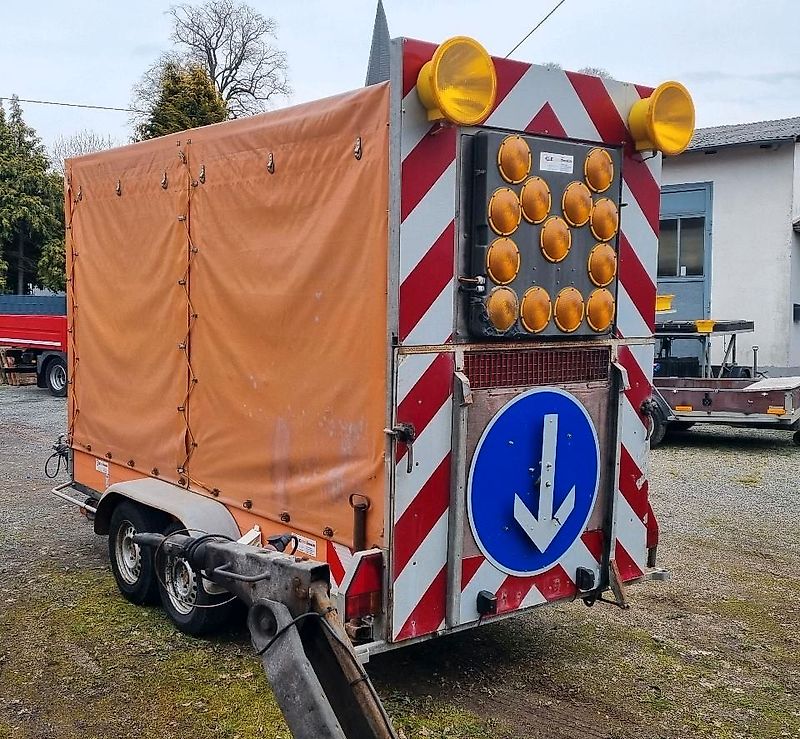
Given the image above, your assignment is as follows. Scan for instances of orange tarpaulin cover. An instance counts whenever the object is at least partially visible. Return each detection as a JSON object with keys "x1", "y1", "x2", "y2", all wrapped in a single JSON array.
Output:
[{"x1": 68, "y1": 83, "x2": 390, "y2": 549}]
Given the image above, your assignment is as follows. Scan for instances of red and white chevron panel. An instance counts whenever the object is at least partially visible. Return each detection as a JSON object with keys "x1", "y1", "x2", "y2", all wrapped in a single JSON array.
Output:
[
  {"x1": 390, "y1": 39, "x2": 661, "y2": 641},
  {"x1": 327, "y1": 540, "x2": 357, "y2": 592},
  {"x1": 390, "y1": 350, "x2": 454, "y2": 640}
]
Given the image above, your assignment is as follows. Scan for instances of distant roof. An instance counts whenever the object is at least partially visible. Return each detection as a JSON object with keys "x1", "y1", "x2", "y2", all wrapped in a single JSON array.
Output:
[{"x1": 688, "y1": 116, "x2": 800, "y2": 151}]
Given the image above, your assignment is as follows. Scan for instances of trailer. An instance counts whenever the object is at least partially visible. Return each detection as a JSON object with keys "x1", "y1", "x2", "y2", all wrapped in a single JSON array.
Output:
[
  {"x1": 0, "y1": 296, "x2": 68, "y2": 396},
  {"x1": 49, "y1": 30, "x2": 696, "y2": 737},
  {"x1": 649, "y1": 319, "x2": 800, "y2": 445}
]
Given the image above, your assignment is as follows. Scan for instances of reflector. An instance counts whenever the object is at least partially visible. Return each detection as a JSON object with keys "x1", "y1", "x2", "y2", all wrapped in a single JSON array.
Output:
[
  {"x1": 561, "y1": 181, "x2": 592, "y2": 227},
  {"x1": 554, "y1": 287, "x2": 584, "y2": 333},
  {"x1": 486, "y1": 237, "x2": 520, "y2": 285},
  {"x1": 587, "y1": 243, "x2": 617, "y2": 287},
  {"x1": 520, "y1": 176, "x2": 551, "y2": 224},
  {"x1": 540, "y1": 216, "x2": 571, "y2": 262},
  {"x1": 486, "y1": 287, "x2": 518, "y2": 331},
  {"x1": 520, "y1": 286, "x2": 551, "y2": 333},
  {"x1": 584, "y1": 148, "x2": 613, "y2": 192},
  {"x1": 488, "y1": 187, "x2": 521, "y2": 236},
  {"x1": 628, "y1": 81, "x2": 695, "y2": 155},
  {"x1": 416, "y1": 36, "x2": 498, "y2": 125},
  {"x1": 497, "y1": 135, "x2": 531, "y2": 184},
  {"x1": 590, "y1": 198, "x2": 619, "y2": 242},
  {"x1": 586, "y1": 288, "x2": 615, "y2": 332}
]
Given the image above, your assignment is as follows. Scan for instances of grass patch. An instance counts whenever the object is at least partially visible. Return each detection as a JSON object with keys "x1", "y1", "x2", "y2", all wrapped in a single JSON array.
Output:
[{"x1": 0, "y1": 569, "x2": 497, "y2": 739}]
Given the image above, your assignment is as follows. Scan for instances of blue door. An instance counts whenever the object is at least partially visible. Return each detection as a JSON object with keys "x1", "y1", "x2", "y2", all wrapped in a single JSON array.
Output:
[{"x1": 658, "y1": 183, "x2": 713, "y2": 362}]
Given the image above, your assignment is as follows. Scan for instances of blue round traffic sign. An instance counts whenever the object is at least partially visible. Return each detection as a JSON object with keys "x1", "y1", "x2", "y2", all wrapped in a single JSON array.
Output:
[{"x1": 467, "y1": 387, "x2": 600, "y2": 576}]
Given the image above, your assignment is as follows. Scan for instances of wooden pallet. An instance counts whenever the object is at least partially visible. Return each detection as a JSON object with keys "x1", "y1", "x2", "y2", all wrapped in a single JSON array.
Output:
[{"x1": 0, "y1": 348, "x2": 37, "y2": 386}]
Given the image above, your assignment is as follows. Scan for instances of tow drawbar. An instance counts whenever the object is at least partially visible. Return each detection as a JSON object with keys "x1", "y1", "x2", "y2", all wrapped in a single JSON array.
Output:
[{"x1": 134, "y1": 532, "x2": 397, "y2": 739}]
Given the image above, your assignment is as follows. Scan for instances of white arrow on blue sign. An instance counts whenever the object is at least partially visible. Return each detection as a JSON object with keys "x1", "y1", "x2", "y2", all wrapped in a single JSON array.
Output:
[{"x1": 467, "y1": 387, "x2": 600, "y2": 577}]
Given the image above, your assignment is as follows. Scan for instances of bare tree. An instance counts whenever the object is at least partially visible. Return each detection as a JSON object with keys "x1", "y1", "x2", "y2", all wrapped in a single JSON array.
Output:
[
  {"x1": 49, "y1": 130, "x2": 116, "y2": 175},
  {"x1": 169, "y1": 0, "x2": 290, "y2": 116},
  {"x1": 579, "y1": 66, "x2": 613, "y2": 80}
]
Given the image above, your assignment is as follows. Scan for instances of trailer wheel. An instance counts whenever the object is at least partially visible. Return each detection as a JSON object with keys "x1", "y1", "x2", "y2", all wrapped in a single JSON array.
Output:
[
  {"x1": 649, "y1": 410, "x2": 667, "y2": 448},
  {"x1": 156, "y1": 524, "x2": 236, "y2": 636},
  {"x1": 108, "y1": 501, "x2": 166, "y2": 605},
  {"x1": 44, "y1": 356, "x2": 68, "y2": 397},
  {"x1": 793, "y1": 430, "x2": 800, "y2": 446}
]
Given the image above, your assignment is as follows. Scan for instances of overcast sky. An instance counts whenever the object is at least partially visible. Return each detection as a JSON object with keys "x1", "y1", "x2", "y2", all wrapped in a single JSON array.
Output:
[{"x1": 2, "y1": 0, "x2": 798, "y2": 150}]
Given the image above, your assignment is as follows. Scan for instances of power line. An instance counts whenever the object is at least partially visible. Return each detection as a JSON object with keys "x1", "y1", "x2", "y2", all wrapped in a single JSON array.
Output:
[
  {"x1": 505, "y1": 0, "x2": 569, "y2": 58},
  {"x1": 0, "y1": 96, "x2": 142, "y2": 114}
]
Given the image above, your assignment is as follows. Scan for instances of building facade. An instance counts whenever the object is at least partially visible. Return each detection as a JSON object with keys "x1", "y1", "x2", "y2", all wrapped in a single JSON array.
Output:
[{"x1": 660, "y1": 117, "x2": 800, "y2": 371}]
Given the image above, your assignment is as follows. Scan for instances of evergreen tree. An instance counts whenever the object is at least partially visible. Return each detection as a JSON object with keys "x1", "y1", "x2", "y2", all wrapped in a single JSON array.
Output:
[
  {"x1": 136, "y1": 62, "x2": 228, "y2": 140},
  {"x1": 0, "y1": 97, "x2": 64, "y2": 293}
]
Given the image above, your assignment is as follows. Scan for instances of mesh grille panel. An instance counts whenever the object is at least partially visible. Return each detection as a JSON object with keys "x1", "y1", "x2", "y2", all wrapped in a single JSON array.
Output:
[{"x1": 464, "y1": 347, "x2": 610, "y2": 390}]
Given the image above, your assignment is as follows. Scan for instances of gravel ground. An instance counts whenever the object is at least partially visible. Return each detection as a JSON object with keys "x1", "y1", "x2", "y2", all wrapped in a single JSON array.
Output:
[{"x1": 1, "y1": 384, "x2": 798, "y2": 739}]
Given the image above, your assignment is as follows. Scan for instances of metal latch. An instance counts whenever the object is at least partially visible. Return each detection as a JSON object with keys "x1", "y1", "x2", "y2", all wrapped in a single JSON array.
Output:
[
  {"x1": 612, "y1": 360, "x2": 631, "y2": 391},
  {"x1": 454, "y1": 371, "x2": 473, "y2": 406},
  {"x1": 385, "y1": 423, "x2": 416, "y2": 473}
]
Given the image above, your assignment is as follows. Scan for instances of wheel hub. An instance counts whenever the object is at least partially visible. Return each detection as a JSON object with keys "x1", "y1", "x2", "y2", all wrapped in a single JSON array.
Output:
[
  {"x1": 115, "y1": 523, "x2": 141, "y2": 585},
  {"x1": 166, "y1": 557, "x2": 198, "y2": 615}
]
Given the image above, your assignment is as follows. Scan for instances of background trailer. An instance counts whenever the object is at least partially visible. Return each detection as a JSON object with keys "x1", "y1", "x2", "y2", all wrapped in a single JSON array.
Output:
[{"x1": 60, "y1": 34, "x2": 693, "y2": 651}]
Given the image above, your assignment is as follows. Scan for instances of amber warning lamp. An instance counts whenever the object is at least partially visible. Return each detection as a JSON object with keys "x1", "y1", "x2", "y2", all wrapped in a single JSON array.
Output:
[
  {"x1": 628, "y1": 81, "x2": 695, "y2": 155},
  {"x1": 416, "y1": 36, "x2": 498, "y2": 125}
]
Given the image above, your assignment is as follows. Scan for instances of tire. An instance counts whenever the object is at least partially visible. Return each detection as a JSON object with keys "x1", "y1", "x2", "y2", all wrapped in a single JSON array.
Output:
[
  {"x1": 793, "y1": 429, "x2": 800, "y2": 446},
  {"x1": 44, "y1": 355, "x2": 68, "y2": 397},
  {"x1": 108, "y1": 501, "x2": 167, "y2": 605},
  {"x1": 668, "y1": 421, "x2": 695, "y2": 432},
  {"x1": 649, "y1": 410, "x2": 667, "y2": 448},
  {"x1": 156, "y1": 523, "x2": 237, "y2": 636}
]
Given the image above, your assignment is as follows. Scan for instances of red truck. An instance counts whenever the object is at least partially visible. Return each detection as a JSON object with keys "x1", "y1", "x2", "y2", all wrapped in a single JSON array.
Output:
[{"x1": 0, "y1": 297, "x2": 68, "y2": 396}]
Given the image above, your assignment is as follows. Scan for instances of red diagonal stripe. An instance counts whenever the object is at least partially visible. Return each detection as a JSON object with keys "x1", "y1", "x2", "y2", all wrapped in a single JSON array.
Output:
[
  {"x1": 402, "y1": 39, "x2": 438, "y2": 98},
  {"x1": 491, "y1": 56, "x2": 530, "y2": 111},
  {"x1": 398, "y1": 221, "x2": 455, "y2": 341},
  {"x1": 614, "y1": 540, "x2": 644, "y2": 582},
  {"x1": 326, "y1": 541, "x2": 345, "y2": 587},
  {"x1": 565, "y1": 71, "x2": 660, "y2": 234},
  {"x1": 401, "y1": 126, "x2": 456, "y2": 222},
  {"x1": 461, "y1": 554, "x2": 484, "y2": 588},
  {"x1": 618, "y1": 445, "x2": 649, "y2": 522},
  {"x1": 396, "y1": 565, "x2": 447, "y2": 640},
  {"x1": 621, "y1": 155, "x2": 661, "y2": 235},
  {"x1": 526, "y1": 102, "x2": 567, "y2": 138},
  {"x1": 396, "y1": 352, "x2": 453, "y2": 462},
  {"x1": 618, "y1": 344, "x2": 652, "y2": 413},
  {"x1": 581, "y1": 529, "x2": 604, "y2": 563},
  {"x1": 393, "y1": 454, "x2": 451, "y2": 578},
  {"x1": 618, "y1": 232, "x2": 656, "y2": 335}
]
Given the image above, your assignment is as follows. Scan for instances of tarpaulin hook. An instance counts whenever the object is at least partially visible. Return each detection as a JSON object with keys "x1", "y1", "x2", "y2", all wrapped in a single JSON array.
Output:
[
  {"x1": 161, "y1": 171, "x2": 168, "y2": 189},
  {"x1": 199, "y1": 164, "x2": 206, "y2": 184},
  {"x1": 266, "y1": 152, "x2": 275, "y2": 174},
  {"x1": 115, "y1": 180, "x2": 122, "y2": 197},
  {"x1": 353, "y1": 136, "x2": 362, "y2": 160}
]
